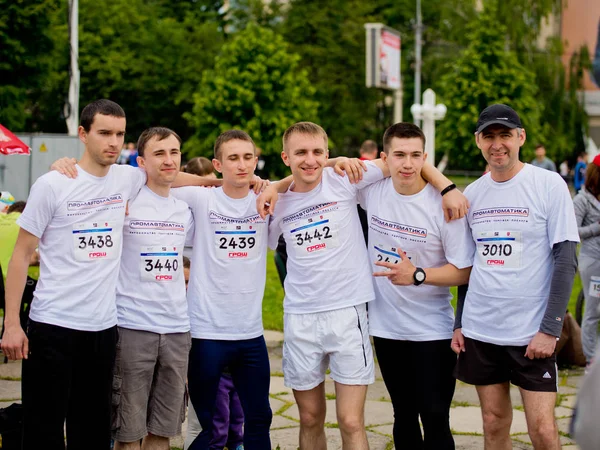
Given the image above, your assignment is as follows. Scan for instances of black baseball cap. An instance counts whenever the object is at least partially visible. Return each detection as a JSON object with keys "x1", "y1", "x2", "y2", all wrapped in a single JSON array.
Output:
[{"x1": 475, "y1": 104, "x2": 522, "y2": 134}]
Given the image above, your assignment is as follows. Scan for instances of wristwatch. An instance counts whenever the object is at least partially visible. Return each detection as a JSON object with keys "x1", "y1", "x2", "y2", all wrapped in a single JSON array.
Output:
[{"x1": 413, "y1": 268, "x2": 426, "y2": 286}]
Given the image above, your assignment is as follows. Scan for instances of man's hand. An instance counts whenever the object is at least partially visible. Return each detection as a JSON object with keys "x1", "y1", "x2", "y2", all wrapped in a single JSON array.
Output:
[
  {"x1": 250, "y1": 175, "x2": 270, "y2": 194},
  {"x1": 50, "y1": 157, "x2": 78, "y2": 178},
  {"x1": 442, "y1": 188, "x2": 469, "y2": 222},
  {"x1": 451, "y1": 328, "x2": 466, "y2": 354},
  {"x1": 333, "y1": 157, "x2": 367, "y2": 184},
  {"x1": 1, "y1": 325, "x2": 29, "y2": 360},
  {"x1": 256, "y1": 185, "x2": 278, "y2": 220},
  {"x1": 372, "y1": 247, "x2": 415, "y2": 285},
  {"x1": 525, "y1": 332, "x2": 557, "y2": 360}
]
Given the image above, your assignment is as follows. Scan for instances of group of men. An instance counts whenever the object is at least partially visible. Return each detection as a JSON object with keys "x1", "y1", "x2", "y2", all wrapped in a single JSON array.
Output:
[{"x1": 1, "y1": 98, "x2": 579, "y2": 450}]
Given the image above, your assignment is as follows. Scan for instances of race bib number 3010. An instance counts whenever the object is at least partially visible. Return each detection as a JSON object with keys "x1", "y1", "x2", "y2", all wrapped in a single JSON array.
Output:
[
  {"x1": 72, "y1": 221, "x2": 119, "y2": 261},
  {"x1": 476, "y1": 231, "x2": 522, "y2": 269},
  {"x1": 140, "y1": 246, "x2": 180, "y2": 282}
]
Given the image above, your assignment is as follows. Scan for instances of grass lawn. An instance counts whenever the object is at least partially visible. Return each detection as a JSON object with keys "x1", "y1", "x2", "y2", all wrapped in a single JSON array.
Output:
[{"x1": 262, "y1": 250, "x2": 585, "y2": 331}]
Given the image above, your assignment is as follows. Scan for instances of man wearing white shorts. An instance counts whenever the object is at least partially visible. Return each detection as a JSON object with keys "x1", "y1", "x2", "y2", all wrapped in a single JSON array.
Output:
[
  {"x1": 452, "y1": 104, "x2": 579, "y2": 449},
  {"x1": 263, "y1": 121, "x2": 468, "y2": 450},
  {"x1": 112, "y1": 127, "x2": 194, "y2": 450}
]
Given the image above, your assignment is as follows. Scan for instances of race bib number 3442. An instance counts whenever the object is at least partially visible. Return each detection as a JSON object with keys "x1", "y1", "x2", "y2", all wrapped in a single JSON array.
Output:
[
  {"x1": 476, "y1": 231, "x2": 522, "y2": 269},
  {"x1": 72, "y1": 221, "x2": 119, "y2": 261},
  {"x1": 289, "y1": 214, "x2": 339, "y2": 257}
]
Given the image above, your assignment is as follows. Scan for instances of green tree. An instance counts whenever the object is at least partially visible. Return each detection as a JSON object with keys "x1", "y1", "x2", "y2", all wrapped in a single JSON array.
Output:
[
  {"x1": 436, "y1": 3, "x2": 541, "y2": 170},
  {"x1": 185, "y1": 23, "x2": 319, "y2": 177},
  {"x1": 0, "y1": 0, "x2": 62, "y2": 131}
]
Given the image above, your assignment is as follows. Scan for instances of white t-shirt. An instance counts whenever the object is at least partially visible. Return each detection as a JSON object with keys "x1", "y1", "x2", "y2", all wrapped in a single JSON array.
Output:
[
  {"x1": 268, "y1": 162, "x2": 384, "y2": 314},
  {"x1": 172, "y1": 187, "x2": 267, "y2": 340},
  {"x1": 17, "y1": 165, "x2": 146, "y2": 331},
  {"x1": 358, "y1": 181, "x2": 475, "y2": 341},
  {"x1": 462, "y1": 164, "x2": 580, "y2": 346},
  {"x1": 116, "y1": 186, "x2": 194, "y2": 334}
]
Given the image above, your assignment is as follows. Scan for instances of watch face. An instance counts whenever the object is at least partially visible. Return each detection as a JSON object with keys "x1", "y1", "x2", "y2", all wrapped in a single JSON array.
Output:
[{"x1": 416, "y1": 271, "x2": 425, "y2": 282}]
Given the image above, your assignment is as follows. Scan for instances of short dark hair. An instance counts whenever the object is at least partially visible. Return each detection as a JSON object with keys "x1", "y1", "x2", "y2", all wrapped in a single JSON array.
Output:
[
  {"x1": 360, "y1": 140, "x2": 378, "y2": 154},
  {"x1": 7, "y1": 201, "x2": 26, "y2": 214},
  {"x1": 136, "y1": 127, "x2": 182, "y2": 157},
  {"x1": 585, "y1": 163, "x2": 600, "y2": 198},
  {"x1": 183, "y1": 256, "x2": 191, "y2": 269},
  {"x1": 535, "y1": 144, "x2": 545, "y2": 150},
  {"x1": 80, "y1": 99, "x2": 125, "y2": 132},
  {"x1": 184, "y1": 157, "x2": 214, "y2": 176},
  {"x1": 214, "y1": 130, "x2": 256, "y2": 160},
  {"x1": 383, "y1": 122, "x2": 426, "y2": 153}
]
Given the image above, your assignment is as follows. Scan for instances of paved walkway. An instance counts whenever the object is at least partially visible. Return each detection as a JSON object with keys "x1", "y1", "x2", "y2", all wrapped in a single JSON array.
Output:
[{"x1": 0, "y1": 330, "x2": 584, "y2": 449}]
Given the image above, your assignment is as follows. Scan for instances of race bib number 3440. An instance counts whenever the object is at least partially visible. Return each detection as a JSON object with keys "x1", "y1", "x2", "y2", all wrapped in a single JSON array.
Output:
[
  {"x1": 72, "y1": 221, "x2": 119, "y2": 261},
  {"x1": 476, "y1": 231, "x2": 522, "y2": 269},
  {"x1": 140, "y1": 246, "x2": 180, "y2": 282}
]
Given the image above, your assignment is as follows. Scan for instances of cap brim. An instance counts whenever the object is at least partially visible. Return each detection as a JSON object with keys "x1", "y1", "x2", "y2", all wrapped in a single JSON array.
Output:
[{"x1": 475, "y1": 120, "x2": 518, "y2": 134}]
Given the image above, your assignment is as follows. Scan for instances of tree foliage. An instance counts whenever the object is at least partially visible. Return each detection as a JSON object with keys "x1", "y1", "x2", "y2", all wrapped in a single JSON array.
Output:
[
  {"x1": 437, "y1": 2, "x2": 541, "y2": 170},
  {"x1": 0, "y1": 0, "x2": 62, "y2": 130},
  {"x1": 185, "y1": 23, "x2": 318, "y2": 176}
]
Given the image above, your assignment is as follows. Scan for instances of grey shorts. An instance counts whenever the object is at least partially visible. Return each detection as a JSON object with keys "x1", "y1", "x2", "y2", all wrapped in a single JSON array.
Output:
[{"x1": 112, "y1": 327, "x2": 191, "y2": 442}]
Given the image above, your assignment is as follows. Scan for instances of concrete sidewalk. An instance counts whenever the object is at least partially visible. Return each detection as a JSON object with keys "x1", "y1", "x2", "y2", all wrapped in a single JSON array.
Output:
[{"x1": 0, "y1": 330, "x2": 583, "y2": 449}]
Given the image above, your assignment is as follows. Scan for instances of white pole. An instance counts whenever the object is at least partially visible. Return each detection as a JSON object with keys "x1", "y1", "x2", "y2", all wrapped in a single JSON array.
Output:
[
  {"x1": 422, "y1": 89, "x2": 435, "y2": 166},
  {"x1": 394, "y1": 85, "x2": 403, "y2": 123},
  {"x1": 66, "y1": 0, "x2": 79, "y2": 136},
  {"x1": 414, "y1": 0, "x2": 422, "y2": 127}
]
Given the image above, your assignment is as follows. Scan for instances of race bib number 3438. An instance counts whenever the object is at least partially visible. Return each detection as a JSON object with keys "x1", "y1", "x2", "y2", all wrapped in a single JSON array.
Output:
[
  {"x1": 72, "y1": 221, "x2": 119, "y2": 261},
  {"x1": 476, "y1": 231, "x2": 522, "y2": 269}
]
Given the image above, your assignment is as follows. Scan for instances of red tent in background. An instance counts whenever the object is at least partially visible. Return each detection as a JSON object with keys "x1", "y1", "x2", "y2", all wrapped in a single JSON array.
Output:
[{"x1": 0, "y1": 124, "x2": 31, "y2": 155}]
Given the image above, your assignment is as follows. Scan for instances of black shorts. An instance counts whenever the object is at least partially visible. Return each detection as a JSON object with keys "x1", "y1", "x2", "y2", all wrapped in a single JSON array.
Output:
[{"x1": 454, "y1": 336, "x2": 557, "y2": 392}]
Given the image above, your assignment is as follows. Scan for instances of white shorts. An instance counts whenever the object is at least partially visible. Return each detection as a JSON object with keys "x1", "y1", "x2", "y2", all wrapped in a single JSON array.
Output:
[{"x1": 282, "y1": 303, "x2": 375, "y2": 391}]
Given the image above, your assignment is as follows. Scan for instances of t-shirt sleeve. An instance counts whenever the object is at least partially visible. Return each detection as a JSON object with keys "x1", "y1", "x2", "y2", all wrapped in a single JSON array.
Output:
[
  {"x1": 546, "y1": 176, "x2": 580, "y2": 247},
  {"x1": 354, "y1": 160, "x2": 385, "y2": 191},
  {"x1": 184, "y1": 208, "x2": 195, "y2": 247},
  {"x1": 118, "y1": 165, "x2": 146, "y2": 200},
  {"x1": 441, "y1": 215, "x2": 475, "y2": 269},
  {"x1": 268, "y1": 216, "x2": 281, "y2": 250},
  {"x1": 356, "y1": 182, "x2": 374, "y2": 210},
  {"x1": 16, "y1": 177, "x2": 56, "y2": 238},
  {"x1": 171, "y1": 187, "x2": 207, "y2": 214}
]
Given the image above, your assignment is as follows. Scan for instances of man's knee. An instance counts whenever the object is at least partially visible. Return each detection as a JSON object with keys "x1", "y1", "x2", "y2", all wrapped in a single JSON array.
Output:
[
  {"x1": 482, "y1": 408, "x2": 512, "y2": 435},
  {"x1": 337, "y1": 412, "x2": 365, "y2": 436},
  {"x1": 299, "y1": 406, "x2": 326, "y2": 429},
  {"x1": 528, "y1": 419, "x2": 558, "y2": 444}
]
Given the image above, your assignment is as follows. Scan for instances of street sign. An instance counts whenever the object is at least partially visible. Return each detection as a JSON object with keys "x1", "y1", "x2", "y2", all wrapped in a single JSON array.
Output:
[{"x1": 365, "y1": 23, "x2": 401, "y2": 90}]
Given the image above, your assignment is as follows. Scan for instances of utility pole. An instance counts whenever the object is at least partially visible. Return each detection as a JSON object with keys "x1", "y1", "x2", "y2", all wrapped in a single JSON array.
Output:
[
  {"x1": 414, "y1": 0, "x2": 422, "y2": 127},
  {"x1": 65, "y1": 0, "x2": 80, "y2": 136}
]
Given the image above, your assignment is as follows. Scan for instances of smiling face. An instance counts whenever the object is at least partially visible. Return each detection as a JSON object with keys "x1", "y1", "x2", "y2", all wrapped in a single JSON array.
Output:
[
  {"x1": 212, "y1": 139, "x2": 257, "y2": 189},
  {"x1": 79, "y1": 114, "x2": 126, "y2": 167},
  {"x1": 382, "y1": 137, "x2": 427, "y2": 194},
  {"x1": 282, "y1": 133, "x2": 329, "y2": 192},
  {"x1": 138, "y1": 134, "x2": 181, "y2": 187},
  {"x1": 476, "y1": 124, "x2": 526, "y2": 179}
]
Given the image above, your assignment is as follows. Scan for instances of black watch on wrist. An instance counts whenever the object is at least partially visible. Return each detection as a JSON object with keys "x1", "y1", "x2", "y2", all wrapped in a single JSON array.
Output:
[{"x1": 413, "y1": 267, "x2": 426, "y2": 286}]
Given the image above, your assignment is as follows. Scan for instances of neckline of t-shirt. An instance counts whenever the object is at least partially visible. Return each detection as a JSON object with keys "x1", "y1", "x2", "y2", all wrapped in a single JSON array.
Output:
[
  {"x1": 141, "y1": 185, "x2": 172, "y2": 204},
  {"x1": 215, "y1": 187, "x2": 253, "y2": 203},
  {"x1": 387, "y1": 178, "x2": 432, "y2": 201},
  {"x1": 484, "y1": 163, "x2": 530, "y2": 189},
  {"x1": 75, "y1": 164, "x2": 113, "y2": 182}
]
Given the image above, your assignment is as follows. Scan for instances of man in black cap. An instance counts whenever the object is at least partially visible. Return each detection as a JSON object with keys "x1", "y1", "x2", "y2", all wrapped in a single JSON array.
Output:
[{"x1": 451, "y1": 104, "x2": 579, "y2": 450}]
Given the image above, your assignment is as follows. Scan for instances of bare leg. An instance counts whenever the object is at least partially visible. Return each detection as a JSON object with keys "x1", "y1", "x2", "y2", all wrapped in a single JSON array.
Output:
[
  {"x1": 475, "y1": 382, "x2": 513, "y2": 450},
  {"x1": 294, "y1": 383, "x2": 327, "y2": 450},
  {"x1": 519, "y1": 388, "x2": 560, "y2": 450},
  {"x1": 334, "y1": 382, "x2": 369, "y2": 450}
]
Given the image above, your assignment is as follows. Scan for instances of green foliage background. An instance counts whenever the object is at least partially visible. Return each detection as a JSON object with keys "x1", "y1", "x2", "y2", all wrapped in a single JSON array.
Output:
[{"x1": 0, "y1": 0, "x2": 591, "y2": 172}]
